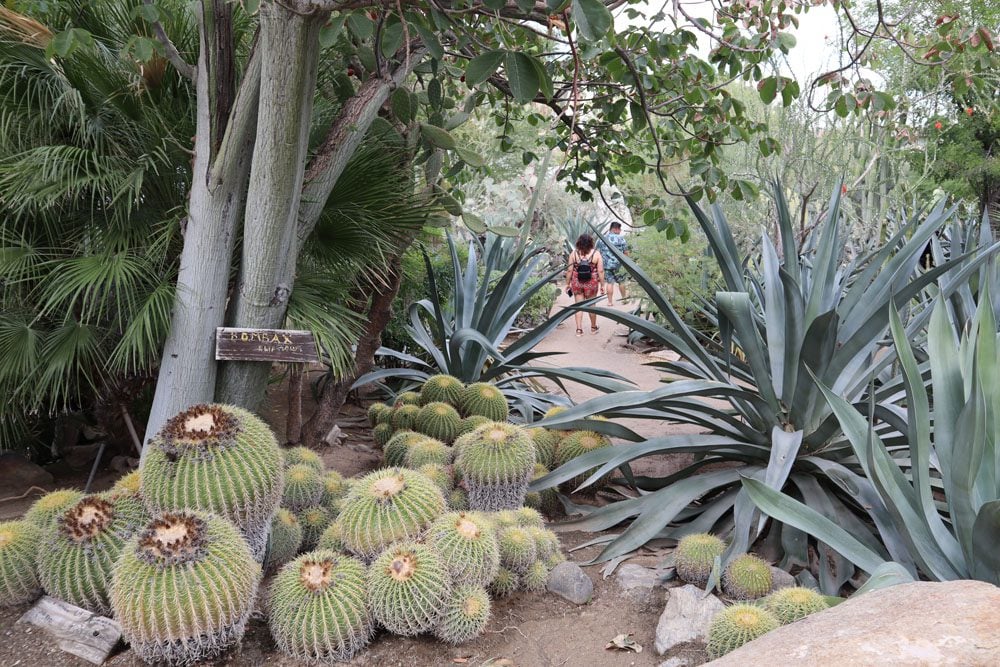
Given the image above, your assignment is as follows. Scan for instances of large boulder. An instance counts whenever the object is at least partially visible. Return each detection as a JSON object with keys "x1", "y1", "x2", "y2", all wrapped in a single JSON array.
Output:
[
  {"x1": 709, "y1": 580, "x2": 1000, "y2": 665},
  {"x1": 654, "y1": 584, "x2": 726, "y2": 654},
  {"x1": 0, "y1": 452, "x2": 53, "y2": 496}
]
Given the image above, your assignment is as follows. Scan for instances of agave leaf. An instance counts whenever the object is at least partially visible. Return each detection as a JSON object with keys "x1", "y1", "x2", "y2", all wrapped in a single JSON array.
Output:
[
  {"x1": 971, "y1": 500, "x2": 1000, "y2": 585},
  {"x1": 851, "y1": 561, "x2": 915, "y2": 595}
]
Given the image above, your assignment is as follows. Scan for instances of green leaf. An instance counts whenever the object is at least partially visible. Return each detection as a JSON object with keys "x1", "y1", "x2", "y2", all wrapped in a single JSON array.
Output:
[
  {"x1": 758, "y1": 77, "x2": 777, "y2": 104},
  {"x1": 742, "y1": 477, "x2": 890, "y2": 574},
  {"x1": 419, "y1": 123, "x2": 456, "y2": 150},
  {"x1": 465, "y1": 50, "x2": 505, "y2": 87},
  {"x1": 319, "y1": 16, "x2": 346, "y2": 48},
  {"x1": 483, "y1": 0, "x2": 506, "y2": 9},
  {"x1": 438, "y1": 193, "x2": 462, "y2": 216},
  {"x1": 133, "y1": 37, "x2": 154, "y2": 62},
  {"x1": 573, "y1": 0, "x2": 613, "y2": 42},
  {"x1": 390, "y1": 87, "x2": 413, "y2": 123},
  {"x1": 347, "y1": 13, "x2": 373, "y2": 40},
  {"x1": 463, "y1": 212, "x2": 488, "y2": 234},
  {"x1": 50, "y1": 30, "x2": 75, "y2": 58},
  {"x1": 134, "y1": 4, "x2": 160, "y2": 22},
  {"x1": 530, "y1": 56, "x2": 554, "y2": 101},
  {"x1": 629, "y1": 101, "x2": 646, "y2": 131},
  {"x1": 971, "y1": 501, "x2": 1000, "y2": 584},
  {"x1": 412, "y1": 23, "x2": 444, "y2": 60},
  {"x1": 455, "y1": 147, "x2": 485, "y2": 167},
  {"x1": 504, "y1": 52, "x2": 540, "y2": 103},
  {"x1": 381, "y1": 21, "x2": 404, "y2": 58}
]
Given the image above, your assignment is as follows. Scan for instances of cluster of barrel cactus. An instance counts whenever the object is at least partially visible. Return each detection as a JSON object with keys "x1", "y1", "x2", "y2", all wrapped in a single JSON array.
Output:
[{"x1": 529, "y1": 407, "x2": 614, "y2": 493}]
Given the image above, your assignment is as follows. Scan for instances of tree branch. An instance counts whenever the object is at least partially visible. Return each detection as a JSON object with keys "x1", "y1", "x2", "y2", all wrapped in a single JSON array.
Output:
[{"x1": 144, "y1": 0, "x2": 195, "y2": 81}]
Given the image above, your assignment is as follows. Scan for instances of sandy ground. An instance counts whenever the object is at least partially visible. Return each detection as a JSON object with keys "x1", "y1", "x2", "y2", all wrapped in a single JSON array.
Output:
[{"x1": 0, "y1": 293, "x2": 707, "y2": 667}]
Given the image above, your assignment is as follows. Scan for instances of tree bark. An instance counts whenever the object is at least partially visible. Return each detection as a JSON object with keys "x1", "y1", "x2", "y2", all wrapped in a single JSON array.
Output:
[
  {"x1": 216, "y1": 1, "x2": 326, "y2": 408},
  {"x1": 141, "y1": 16, "x2": 260, "y2": 451},
  {"x1": 300, "y1": 259, "x2": 405, "y2": 448},
  {"x1": 286, "y1": 363, "x2": 304, "y2": 445}
]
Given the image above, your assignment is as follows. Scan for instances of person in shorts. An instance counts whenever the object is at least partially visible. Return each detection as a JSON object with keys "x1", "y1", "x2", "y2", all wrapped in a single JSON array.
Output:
[
  {"x1": 565, "y1": 233, "x2": 605, "y2": 336},
  {"x1": 598, "y1": 221, "x2": 629, "y2": 305}
]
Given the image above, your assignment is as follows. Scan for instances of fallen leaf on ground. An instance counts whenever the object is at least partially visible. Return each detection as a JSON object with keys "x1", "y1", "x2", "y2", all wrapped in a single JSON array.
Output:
[{"x1": 605, "y1": 633, "x2": 643, "y2": 653}]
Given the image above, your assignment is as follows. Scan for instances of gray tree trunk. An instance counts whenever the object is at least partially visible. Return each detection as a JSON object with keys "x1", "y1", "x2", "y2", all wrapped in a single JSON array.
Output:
[
  {"x1": 141, "y1": 11, "x2": 260, "y2": 451},
  {"x1": 216, "y1": 2, "x2": 325, "y2": 407}
]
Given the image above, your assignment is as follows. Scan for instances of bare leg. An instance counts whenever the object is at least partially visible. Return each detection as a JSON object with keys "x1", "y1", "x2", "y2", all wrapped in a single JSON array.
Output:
[
  {"x1": 618, "y1": 282, "x2": 627, "y2": 301},
  {"x1": 606, "y1": 281, "x2": 614, "y2": 305},
  {"x1": 574, "y1": 292, "x2": 585, "y2": 333},
  {"x1": 589, "y1": 310, "x2": 598, "y2": 332}
]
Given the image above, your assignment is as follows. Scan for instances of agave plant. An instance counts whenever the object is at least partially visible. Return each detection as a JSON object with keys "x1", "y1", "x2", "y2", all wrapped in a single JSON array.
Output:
[
  {"x1": 533, "y1": 184, "x2": 999, "y2": 581},
  {"x1": 746, "y1": 293, "x2": 1000, "y2": 585},
  {"x1": 355, "y1": 234, "x2": 631, "y2": 419}
]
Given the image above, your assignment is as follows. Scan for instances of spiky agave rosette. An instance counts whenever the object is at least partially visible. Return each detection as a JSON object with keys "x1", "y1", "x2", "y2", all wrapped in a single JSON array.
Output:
[
  {"x1": 268, "y1": 550, "x2": 373, "y2": 662},
  {"x1": 337, "y1": 468, "x2": 446, "y2": 559},
  {"x1": 367, "y1": 542, "x2": 451, "y2": 636},
  {"x1": 433, "y1": 583, "x2": 491, "y2": 644},
  {"x1": 455, "y1": 423, "x2": 536, "y2": 511},
  {"x1": 0, "y1": 520, "x2": 43, "y2": 607},
  {"x1": 111, "y1": 511, "x2": 260, "y2": 666},
  {"x1": 426, "y1": 512, "x2": 500, "y2": 587},
  {"x1": 38, "y1": 492, "x2": 149, "y2": 614},
  {"x1": 140, "y1": 404, "x2": 284, "y2": 560}
]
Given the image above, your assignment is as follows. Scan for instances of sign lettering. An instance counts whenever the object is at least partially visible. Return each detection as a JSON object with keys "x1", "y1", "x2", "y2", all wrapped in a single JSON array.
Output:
[{"x1": 215, "y1": 328, "x2": 319, "y2": 363}]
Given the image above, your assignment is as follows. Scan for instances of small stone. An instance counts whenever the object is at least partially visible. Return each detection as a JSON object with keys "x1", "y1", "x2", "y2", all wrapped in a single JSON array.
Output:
[
  {"x1": 654, "y1": 584, "x2": 725, "y2": 655},
  {"x1": 546, "y1": 562, "x2": 593, "y2": 605},
  {"x1": 769, "y1": 566, "x2": 796, "y2": 591},
  {"x1": 615, "y1": 564, "x2": 665, "y2": 609}
]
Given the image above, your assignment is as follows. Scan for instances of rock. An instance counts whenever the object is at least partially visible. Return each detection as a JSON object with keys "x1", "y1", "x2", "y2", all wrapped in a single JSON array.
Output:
[
  {"x1": 0, "y1": 452, "x2": 53, "y2": 496},
  {"x1": 769, "y1": 566, "x2": 796, "y2": 591},
  {"x1": 654, "y1": 584, "x2": 726, "y2": 655},
  {"x1": 109, "y1": 456, "x2": 139, "y2": 474},
  {"x1": 658, "y1": 658, "x2": 692, "y2": 667},
  {"x1": 546, "y1": 562, "x2": 593, "y2": 605},
  {"x1": 62, "y1": 442, "x2": 104, "y2": 470},
  {"x1": 708, "y1": 580, "x2": 1000, "y2": 665},
  {"x1": 615, "y1": 564, "x2": 666, "y2": 609}
]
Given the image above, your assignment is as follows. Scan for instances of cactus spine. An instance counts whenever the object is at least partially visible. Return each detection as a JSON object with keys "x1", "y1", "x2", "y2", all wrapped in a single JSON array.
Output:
[
  {"x1": 283, "y1": 445, "x2": 324, "y2": 471},
  {"x1": 23, "y1": 489, "x2": 84, "y2": 528},
  {"x1": 522, "y1": 561, "x2": 550, "y2": 592},
  {"x1": 368, "y1": 402, "x2": 392, "y2": 426},
  {"x1": 265, "y1": 509, "x2": 303, "y2": 572},
  {"x1": 111, "y1": 511, "x2": 260, "y2": 665},
  {"x1": 317, "y1": 521, "x2": 346, "y2": 552},
  {"x1": 0, "y1": 520, "x2": 42, "y2": 606},
  {"x1": 497, "y1": 526, "x2": 537, "y2": 574},
  {"x1": 433, "y1": 584, "x2": 491, "y2": 644},
  {"x1": 38, "y1": 493, "x2": 149, "y2": 614},
  {"x1": 455, "y1": 423, "x2": 536, "y2": 511},
  {"x1": 298, "y1": 505, "x2": 332, "y2": 551},
  {"x1": 337, "y1": 468, "x2": 446, "y2": 558},
  {"x1": 383, "y1": 430, "x2": 426, "y2": 467},
  {"x1": 405, "y1": 438, "x2": 453, "y2": 468},
  {"x1": 416, "y1": 402, "x2": 462, "y2": 444},
  {"x1": 373, "y1": 423, "x2": 394, "y2": 448},
  {"x1": 458, "y1": 382, "x2": 509, "y2": 421},
  {"x1": 674, "y1": 533, "x2": 725, "y2": 586},
  {"x1": 392, "y1": 404, "x2": 421, "y2": 431},
  {"x1": 706, "y1": 604, "x2": 780, "y2": 659},
  {"x1": 367, "y1": 542, "x2": 451, "y2": 636},
  {"x1": 395, "y1": 391, "x2": 423, "y2": 406},
  {"x1": 268, "y1": 550, "x2": 373, "y2": 662},
  {"x1": 283, "y1": 464, "x2": 324, "y2": 513},
  {"x1": 140, "y1": 403, "x2": 284, "y2": 560},
  {"x1": 528, "y1": 428, "x2": 560, "y2": 469},
  {"x1": 419, "y1": 374, "x2": 465, "y2": 406},
  {"x1": 554, "y1": 430, "x2": 613, "y2": 491},
  {"x1": 762, "y1": 586, "x2": 828, "y2": 624},
  {"x1": 427, "y1": 512, "x2": 500, "y2": 587},
  {"x1": 722, "y1": 553, "x2": 774, "y2": 600},
  {"x1": 489, "y1": 567, "x2": 518, "y2": 598}
]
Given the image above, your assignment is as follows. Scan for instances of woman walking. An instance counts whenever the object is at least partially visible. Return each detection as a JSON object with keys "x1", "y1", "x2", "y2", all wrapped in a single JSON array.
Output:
[{"x1": 565, "y1": 233, "x2": 605, "y2": 336}]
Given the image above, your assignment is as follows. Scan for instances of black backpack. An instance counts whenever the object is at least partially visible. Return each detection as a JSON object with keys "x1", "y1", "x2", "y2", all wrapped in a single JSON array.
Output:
[{"x1": 576, "y1": 251, "x2": 596, "y2": 282}]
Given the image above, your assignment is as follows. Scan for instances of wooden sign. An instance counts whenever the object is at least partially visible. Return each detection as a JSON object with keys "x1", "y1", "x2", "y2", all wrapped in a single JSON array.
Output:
[
  {"x1": 19, "y1": 596, "x2": 122, "y2": 665},
  {"x1": 216, "y1": 327, "x2": 319, "y2": 363}
]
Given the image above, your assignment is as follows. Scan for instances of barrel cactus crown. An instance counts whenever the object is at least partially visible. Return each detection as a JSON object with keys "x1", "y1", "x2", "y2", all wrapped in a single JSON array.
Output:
[
  {"x1": 416, "y1": 402, "x2": 462, "y2": 444},
  {"x1": 317, "y1": 521, "x2": 346, "y2": 552},
  {"x1": 489, "y1": 566, "x2": 518, "y2": 598},
  {"x1": 368, "y1": 402, "x2": 392, "y2": 427},
  {"x1": 420, "y1": 374, "x2": 465, "y2": 406},
  {"x1": 111, "y1": 511, "x2": 260, "y2": 665},
  {"x1": 384, "y1": 430, "x2": 426, "y2": 467},
  {"x1": 528, "y1": 428, "x2": 560, "y2": 469},
  {"x1": 554, "y1": 430, "x2": 613, "y2": 491},
  {"x1": 337, "y1": 468, "x2": 446, "y2": 558},
  {"x1": 265, "y1": 509, "x2": 303, "y2": 572},
  {"x1": 722, "y1": 553, "x2": 774, "y2": 600},
  {"x1": 674, "y1": 533, "x2": 725, "y2": 586},
  {"x1": 283, "y1": 445, "x2": 324, "y2": 472},
  {"x1": 367, "y1": 541, "x2": 451, "y2": 636},
  {"x1": 522, "y1": 560, "x2": 550, "y2": 592},
  {"x1": 455, "y1": 423, "x2": 536, "y2": 511},
  {"x1": 298, "y1": 505, "x2": 333, "y2": 551},
  {"x1": 394, "y1": 391, "x2": 423, "y2": 407},
  {"x1": 427, "y1": 512, "x2": 500, "y2": 587},
  {"x1": 434, "y1": 583, "x2": 491, "y2": 644},
  {"x1": 268, "y1": 550, "x2": 373, "y2": 662},
  {"x1": 392, "y1": 404, "x2": 421, "y2": 432},
  {"x1": 706, "y1": 603, "x2": 780, "y2": 659},
  {"x1": 459, "y1": 382, "x2": 509, "y2": 422},
  {"x1": 39, "y1": 492, "x2": 149, "y2": 614},
  {"x1": 405, "y1": 438, "x2": 452, "y2": 468},
  {"x1": 0, "y1": 520, "x2": 42, "y2": 607},
  {"x1": 527, "y1": 526, "x2": 561, "y2": 563},
  {"x1": 448, "y1": 488, "x2": 469, "y2": 511},
  {"x1": 140, "y1": 403, "x2": 284, "y2": 559},
  {"x1": 24, "y1": 488, "x2": 84, "y2": 528},
  {"x1": 113, "y1": 470, "x2": 142, "y2": 495},
  {"x1": 283, "y1": 464, "x2": 324, "y2": 513},
  {"x1": 762, "y1": 586, "x2": 828, "y2": 624}
]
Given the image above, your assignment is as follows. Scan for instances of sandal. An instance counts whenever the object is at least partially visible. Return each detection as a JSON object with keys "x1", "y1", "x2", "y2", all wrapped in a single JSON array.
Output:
[
  {"x1": 576, "y1": 328, "x2": 584, "y2": 337},
  {"x1": 591, "y1": 326, "x2": 600, "y2": 334}
]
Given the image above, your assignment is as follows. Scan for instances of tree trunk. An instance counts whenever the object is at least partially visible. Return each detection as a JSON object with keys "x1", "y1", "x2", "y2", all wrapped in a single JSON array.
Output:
[
  {"x1": 216, "y1": 1, "x2": 325, "y2": 408},
  {"x1": 285, "y1": 363, "x2": 304, "y2": 445},
  {"x1": 301, "y1": 260, "x2": 405, "y2": 448},
  {"x1": 141, "y1": 10, "x2": 259, "y2": 451}
]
